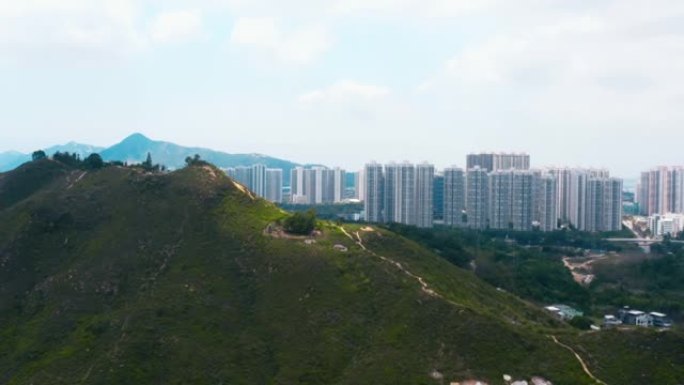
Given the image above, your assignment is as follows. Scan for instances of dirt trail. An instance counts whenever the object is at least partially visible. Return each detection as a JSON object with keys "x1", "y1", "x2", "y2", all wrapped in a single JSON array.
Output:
[
  {"x1": 67, "y1": 171, "x2": 88, "y2": 189},
  {"x1": 550, "y1": 335, "x2": 608, "y2": 385},
  {"x1": 338, "y1": 226, "x2": 461, "y2": 306}
]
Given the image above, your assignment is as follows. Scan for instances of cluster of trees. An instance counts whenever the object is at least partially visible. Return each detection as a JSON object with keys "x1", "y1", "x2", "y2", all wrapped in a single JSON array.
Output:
[
  {"x1": 283, "y1": 210, "x2": 317, "y2": 235},
  {"x1": 278, "y1": 203, "x2": 363, "y2": 221},
  {"x1": 185, "y1": 154, "x2": 209, "y2": 167},
  {"x1": 32, "y1": 150, "x2": 165, "y2": 172}
]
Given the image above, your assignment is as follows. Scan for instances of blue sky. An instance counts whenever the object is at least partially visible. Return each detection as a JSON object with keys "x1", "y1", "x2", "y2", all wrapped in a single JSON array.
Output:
[{"x1": 1, "y1": 0, "x2": 684, "y2": 177}]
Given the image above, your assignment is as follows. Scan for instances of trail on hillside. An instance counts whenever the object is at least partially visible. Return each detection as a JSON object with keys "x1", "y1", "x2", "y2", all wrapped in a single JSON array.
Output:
[
  {"x1": 338, "y1": 226, "x2": 462, "y2": 307},
  {"x1": 550, "y1": 335, "x2": 608, "y2": 385}
]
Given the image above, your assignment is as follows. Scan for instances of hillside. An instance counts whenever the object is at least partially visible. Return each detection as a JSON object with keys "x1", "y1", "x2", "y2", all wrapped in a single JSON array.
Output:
[
  {"x1": 0, "y1": 160, "x2": 681, "y2": 384},
  {"x1": 0, "y1": 134, "x2": 304, "y2": 185}
]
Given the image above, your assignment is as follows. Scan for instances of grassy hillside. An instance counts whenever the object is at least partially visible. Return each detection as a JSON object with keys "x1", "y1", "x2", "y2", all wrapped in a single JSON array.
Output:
[{"x1": 0, "y1": 161, "x2": 681, "y2": 384}]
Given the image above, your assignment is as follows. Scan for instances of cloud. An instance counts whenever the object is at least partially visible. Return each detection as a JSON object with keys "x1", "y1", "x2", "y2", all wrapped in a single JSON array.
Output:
[
  {"x1": 0, "y1": 1, "x2": 147, "y2": 65},
  {"x1": 149, "y1": 10, "x2": 203, "y2": 44},
  {"x1": 0, "y1": 2, "x2": 205, "y2": 65},
  {"x1": 331, "y1": 0, "x2": 493, "y2": 18},
  {"x1": 298, "y1": 80, "x2": 390, "y2": 104},
  {"x1": 230, "y1": 17, "x2": 331, "y2": 65}
]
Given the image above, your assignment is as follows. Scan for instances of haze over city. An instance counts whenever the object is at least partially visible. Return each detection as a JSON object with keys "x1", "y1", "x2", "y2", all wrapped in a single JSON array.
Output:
[{"x1": 2, "y1": 0, "x2": 684, "y2": 177}]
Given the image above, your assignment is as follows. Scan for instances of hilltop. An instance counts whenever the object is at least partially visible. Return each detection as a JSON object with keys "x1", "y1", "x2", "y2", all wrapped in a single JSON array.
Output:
[{"x1": 0, "y1": 159, "x2": 681, "y2": 385}]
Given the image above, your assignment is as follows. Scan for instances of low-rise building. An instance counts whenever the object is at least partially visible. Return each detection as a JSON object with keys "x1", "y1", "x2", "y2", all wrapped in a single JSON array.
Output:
[
  {"x1": 545, "y1": 304, "x2": 584, "y2": 320},
  {"x1": 603, "y1": 315, "x2": 622, "y2": 327},
  {"x1": 650, "y1": 312, "x2": 673, "y2": 328}
]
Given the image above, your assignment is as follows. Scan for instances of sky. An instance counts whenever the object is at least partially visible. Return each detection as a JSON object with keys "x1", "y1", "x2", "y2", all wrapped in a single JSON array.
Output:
[{"x1": 1, "y1": 0, "x2": 684, "y2": 178}]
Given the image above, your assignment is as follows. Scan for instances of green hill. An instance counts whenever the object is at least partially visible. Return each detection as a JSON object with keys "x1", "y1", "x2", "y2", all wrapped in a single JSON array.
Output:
[{"x1": 0, "y1": 159, "x2": 681, "y2": 384}]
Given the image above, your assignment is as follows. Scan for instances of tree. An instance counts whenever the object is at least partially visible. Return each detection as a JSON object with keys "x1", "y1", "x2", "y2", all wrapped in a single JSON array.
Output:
[
  {"x1": 53, "y1": 151, "x2": 81, "y2": 167},
  {"x1": 143, "y1": 152, "x2": 153, "y2": 169},
  {"x1": 283, "y1": 210, "x2": 317, "y2": 235},
  {"x1": 568, "y1": 316, "x2": 593, "y2": 330},
  {"x1": 31, "y1": 150, "x2": 47, "y2": 161},
  {"x1": 185, "y1": 154, "x2": 205, "y2": 167},
  {"x1": 84, "y1": 153, "x2": 104, "y2": 169}
]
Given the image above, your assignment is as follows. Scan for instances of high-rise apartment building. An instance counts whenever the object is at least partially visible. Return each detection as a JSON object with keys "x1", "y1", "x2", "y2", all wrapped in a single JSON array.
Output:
[
  {"x1": 638, "y1": 166, "x2": 684, "y2": 215},
  {"x1": 510, "y1": 171, "x2": 536, "y2": 231},
  {"x1": 466, "y1": 166, "x2": 489, "y2": 229},
  {"x1": 250, "y1": 164, "x2": 266, "y2": 197},
  {"x1": 364, "y1": 162, "x2": 384, "y2": 223},
  {"x1": 433, "y1": 173, "x2": 444, "y2": 222},
  {"x1": 226, "y1": 164, "x2": 279, "y2": 202},
  {"x1": 384, "y1": 162, "x2": 416, "y2": 225},
  {"x1": 546, "y1": 168, "x2": 610, "y2": 230},
  {"x1": 488, "y1": 170, "x2": 514, "y2": 229},
  {"x1": 355, "y1": 169, "x2": 366, "y2": 201},
  {"x1": 264, "y1": 168, "x2": 283, "y2": 203},
  {"x1": 488, "y1": 170, "x2": 536, "y2": 231},
  {"x1": 467, "y1": 153, "x2": 530, "y2": 172},
  {"x1": 444, "y1": 167, "x2": 466, "y2": 227},
  {"x1": 537, "y1": 174, "x2": 558, "y2": 232},
  {"x1": 290, "y1": 166, "x2": 346, "y2": 204},
  {"x1": 585, "y1": 177, "x2": 623, "y2": 232},
  {"x1": 415, "y1": 163, "x2": 435, "y2": 228},
  {"x1": 333, "y1": 167, "x2": 346, "y2": 203}
]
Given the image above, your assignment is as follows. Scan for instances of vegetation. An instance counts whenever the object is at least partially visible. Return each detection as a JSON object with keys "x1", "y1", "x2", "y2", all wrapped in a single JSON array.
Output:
[
  {"x1": 568, "y1": 316, "x2": 593, "y2": 330},
  {"x1": 591, "y1": 250, "x2": 684, "y2": 320},
  {"x1": 387, "y1": 223, "x2": 684, "y2": 322},
  {"x1": 279, "y1": 203, "x2": 363, "y2": 221},
  {"x1": 386, "y1": 224, "x2": 592, "y2": 309},
  {"x1": 283, "y1": 209, "x2": 317, "y2": 235},
  {"x1": 0, "y1": 161, "x2": 681, "y2": 384},
  {"x1": 31, "y1": 150, "x2": 46, "y2": 161}
]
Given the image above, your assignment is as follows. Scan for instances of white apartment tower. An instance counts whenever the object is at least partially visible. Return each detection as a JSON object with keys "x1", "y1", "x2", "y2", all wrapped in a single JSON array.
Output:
[
  {"x1": 415, "y1": 163, "x2": 435, "y2": 228},
  {"x1": 585, "y1": 177, "x2": 623, "y2": 232},
  {"x1": 537, "y1": 174, "x2": 558, "y2": 232},
  {"x1": 264, "y1": 168, "x2": 283, "y2": 203},
  {"x1": 444, "y1": 167, "x2": 466, "y2": 227},
  {"x1": 333, "y1": 167, "x2": 346, "y2": 203},
  {"x1": 638, "y1": 166, "x2": 684, "y2": 215},
  {"x1": 466, "y1": 166, "x2": 489, "y2": 229},
  {"x1": 364, "y1": 162, "x2": 384, "y2": 223},
  {"x1": 384, "y1": 162, "x2": 417, "y2": 225},
  {"x1": 488, "y1": 170, "x2": 514, "y2": 229}
]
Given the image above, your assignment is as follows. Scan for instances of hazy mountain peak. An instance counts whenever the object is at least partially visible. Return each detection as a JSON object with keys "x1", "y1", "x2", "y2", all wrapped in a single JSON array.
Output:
[{"x1": 120, "y1": 132, "x2": 154, "y2": 145}]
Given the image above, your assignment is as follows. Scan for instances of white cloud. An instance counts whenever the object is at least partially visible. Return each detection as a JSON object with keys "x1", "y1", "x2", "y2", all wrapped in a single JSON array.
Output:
[
  {"x1": 0, "y1": 0, "x2": 145, "y2": 64},
  {"x1": 230, "y1": 17, "x2": 279, "y2": 47},
  {"x1": 230, "y1": 17, "x2": 331, "y2": 65},
  {"x1": 331, "y1": 0, "x2": 493, "y2": 17},
  {"x1": 149, "y1": 10, "x2": 203, "y2": 44},
  {"x1": 298, "y1": 80, "x2": 390, "y2": 104}
]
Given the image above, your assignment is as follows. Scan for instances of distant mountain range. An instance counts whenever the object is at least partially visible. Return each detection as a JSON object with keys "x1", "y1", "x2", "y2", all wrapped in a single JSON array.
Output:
[{"x1": 0, "y1": 133, "x2": 307, "y2": 184}]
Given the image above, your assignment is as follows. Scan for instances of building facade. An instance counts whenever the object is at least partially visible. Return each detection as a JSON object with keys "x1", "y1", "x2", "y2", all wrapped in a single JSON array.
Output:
[
  {"x1": 444, "y1": 167, "x2": 466, "y2": 227},
  {"x1": 364, "y1": 162, "x2": 384, "y2": 223},
  {"x1": 416, "y1": 163, "x2": 435, "y2": 228},
  {"x1": 466, "y1": 166, "x2": 489, "y2": 229}
]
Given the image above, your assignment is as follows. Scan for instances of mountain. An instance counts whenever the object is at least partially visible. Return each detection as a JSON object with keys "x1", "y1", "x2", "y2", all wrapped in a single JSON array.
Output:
[
  {"x1": 1, "y1": 133, "x2": 305, "y2": 184},
  {"x1": 101, "y1": 133, "x2": 303, "y2": 183},
  {"x1": 0, "y1": 159, "x2": 682, "y2": 385},
  {"x1": 0, "y1": 151, "x2": 28, "y2": 173},
  {"x1": 0, "y1": 143, "x2": 103, "y2": 173},
  {"x1": 45, "y1": 142, "x2": 104, "y2": 158}
]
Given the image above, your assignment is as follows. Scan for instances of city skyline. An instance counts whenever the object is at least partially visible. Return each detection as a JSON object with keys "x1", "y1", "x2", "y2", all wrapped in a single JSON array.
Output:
[{"x1": 2, "y1": 1, "x2": 684, "y2": 177}]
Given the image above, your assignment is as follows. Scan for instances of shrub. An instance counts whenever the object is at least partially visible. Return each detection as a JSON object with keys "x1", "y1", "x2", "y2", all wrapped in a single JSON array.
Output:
[{"x1": 283, "y1": 210, "x2": 316, "y2": 235}]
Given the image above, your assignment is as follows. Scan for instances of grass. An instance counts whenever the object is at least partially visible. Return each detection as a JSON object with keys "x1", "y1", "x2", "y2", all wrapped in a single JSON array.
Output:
[{"x1": 0, "y1": 161, "x2": 681, "y2": 385}]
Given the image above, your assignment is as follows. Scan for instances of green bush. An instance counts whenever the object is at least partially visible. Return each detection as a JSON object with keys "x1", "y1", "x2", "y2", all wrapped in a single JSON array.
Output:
[
  {"x1": 568, "y1": 316, "x2": 593, "y2": 330},
  {"x1": 283, "y1": 210, "x2": 316, "y2": 235}
]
